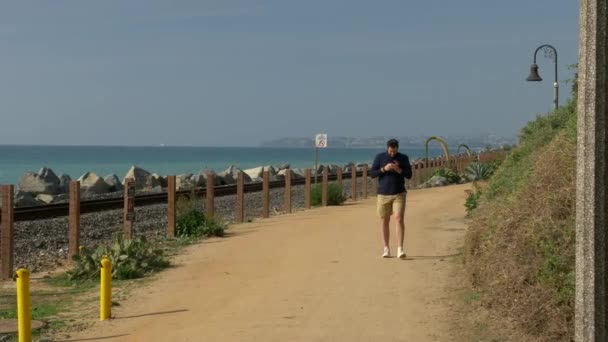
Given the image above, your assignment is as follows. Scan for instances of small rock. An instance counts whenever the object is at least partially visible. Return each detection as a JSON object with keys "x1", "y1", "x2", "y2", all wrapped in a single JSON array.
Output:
[{"x1": 36, "y1": 194, "x2": 56, "y2": 204}]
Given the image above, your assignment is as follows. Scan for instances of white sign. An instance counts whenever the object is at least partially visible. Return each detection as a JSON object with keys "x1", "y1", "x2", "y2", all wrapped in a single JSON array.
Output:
[{"x1": 315, "y1": 134, "x2": 328, "y2": 148}]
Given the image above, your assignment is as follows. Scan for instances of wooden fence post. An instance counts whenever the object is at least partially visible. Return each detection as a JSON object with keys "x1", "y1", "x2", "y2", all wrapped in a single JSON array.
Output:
[
  {"x1": 236, "y1": 172, "x2": 244, "y2": 223},
  {"x1": 285, "y1": 170, "x2": 292, "y2": 213},
  {"x1": 362, "y1": 165, "x2": 368, "y2": 198},
  {"x1": 351, "y1": 167, "x2": 357, "y2": 201},
  {"x1": 123, "y1": 178, "x2": 135, "y2": 240},
  {"x1": 206, "y1": 173, "x2": 215, "y2": 219},
  {"x1": 305, "y1": 169, "x2": 312, "y2": 209},
  {"x1": 1, "y1": 185, "x2": 14, "y2": 281},
  {"x1": 262, "y1": 171, "x2": 270, "y2": 218},
  {"x1": 167, "y1": 176, "x2": 176, "y2": 238},
  {"x1": 371, "y1": 174, "x2": 378, "y2": 195},
  {"x1": 322, "y1": 167, "x2": 328, "y2": 206},
  {"x1": 68, "y1": 181, "x2": 80, "y2": 259}
]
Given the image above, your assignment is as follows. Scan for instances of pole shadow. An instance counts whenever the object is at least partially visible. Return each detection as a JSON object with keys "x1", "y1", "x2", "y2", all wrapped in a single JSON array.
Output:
[
  {"x1": 113, "y1": 309, "x2": 189, "y2": 320},
  {"x1": 52, "y1": 334, "x2": 130, "y2": 341}
]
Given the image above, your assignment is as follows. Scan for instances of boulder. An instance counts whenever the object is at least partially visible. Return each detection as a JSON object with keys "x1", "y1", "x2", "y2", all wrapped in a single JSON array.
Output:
[
  {"x1": 149, "y1": 185, "x2": 163, "y2": 193},
  {"x1": 58, "y1": 174, "x2": 71, "y2": 194},
  {"x1": 56, "y1": 194, "x2": 69, "y2": 203},
  {"x1": 78, "y1": 172, "x2": 111, "y2": 194},
  {"x1": 218, "y1": 166, "x2": 252, "y2": 185},
  {"x1": 276, "y1": 163, "x2": 290, "y2": 171},
  {"x1": 15, "y1": 191, "x2": 42, "y2": 207},
  {"x1": 151, "y1": 174, "x2": 167, "y2": 188},
  {"x1": 191, "y1": 174, "x2": 203, "y2": 187},
  {"x1": 104, "y1": 174, "x2": 124, "y2": 192},
  {"x1": 18, "y1": 167, "x2": 61, "y2": 194},
  {"x1": 36, "y1": 194, "x2": 56, "y2": 204},
  {"x1": 429, "y1": 175, "x2": 449, "y2": 187},
  {"x1": 244, "y1": 166, "x2": 264, "y2": 182},
  {"x1": 176, "y1": 173, "x2": 196, "y2": 191},
  {"x1": 315, "y1": 164, "x2": 326, "y2": 175},
  {"x1": 343, "y1": 162, "x2": 356, "y2": 173},
  {"x1": 123, "y1": 165, "x2": 160, "y2": 190},
  {"x1": 291, "y1": 168, "x2": 305, "y2": 179},
  {"x1": 278, "y1": 169, "x2": 302, "y2": 180},
  {"x1": 328, "y1": 164, "x2": 341, "y2": 174},
  {"x1": 263, "y1": 166, "x2": 278, "y2": 176},
  {"x1": 195, "y1": 170, "x2": 223, "y2": 187}
]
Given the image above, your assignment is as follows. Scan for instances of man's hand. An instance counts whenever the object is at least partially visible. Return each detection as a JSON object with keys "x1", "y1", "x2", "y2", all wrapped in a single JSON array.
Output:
[{"x1": 383, "y1": 163, "x2": 396, "y2": 172}]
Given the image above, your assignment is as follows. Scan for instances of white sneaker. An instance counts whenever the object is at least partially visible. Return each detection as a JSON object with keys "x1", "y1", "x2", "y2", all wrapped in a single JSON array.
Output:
[
  {"x1": 397, "y1": 247, "x2": 406, "y2": 259},
  {"x1": 382, "y1": 247, "x2": 391, "y2": 258}
]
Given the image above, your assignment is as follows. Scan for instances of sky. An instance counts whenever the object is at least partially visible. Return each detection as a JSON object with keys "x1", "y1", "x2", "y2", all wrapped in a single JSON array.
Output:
[{"x1": 0, "y1": 1, "x2": 580, "y2": 147}]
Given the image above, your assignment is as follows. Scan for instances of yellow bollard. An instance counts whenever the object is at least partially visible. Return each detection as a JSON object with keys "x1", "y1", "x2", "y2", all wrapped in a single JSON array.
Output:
[
  {"x1": 16, "y1": 269, "x2": 31, "y2": 342},
  {"x1": 100, "y1": 256, "x2": 112, "y2": 320}
]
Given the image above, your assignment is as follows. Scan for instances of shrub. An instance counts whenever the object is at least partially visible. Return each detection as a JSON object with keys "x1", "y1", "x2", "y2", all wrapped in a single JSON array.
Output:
[
  {"x1": 311, "y1": 183, "x2": 345, "y2": 206},
  {"x1": 68, "y1": 235, "x2": 169, "y2": 281},
  {"x1": 432, "y1": 167, "x2": 461, "y2": 184},
  {"x1": 464, "y1": 191, "x2": 481, "y2": 216},
  {"x1": 177, "y1": 208, "x2": 225, "y2": 238},
  {"x1": 485, "y1": 159, "x2": 503, "y2": 174},
  {"x1": 175, "y1": 192, "x2": 225, "y2": 238},
  {"x1": 465, "y1": 162, "x2": 492, "y2": 181}
]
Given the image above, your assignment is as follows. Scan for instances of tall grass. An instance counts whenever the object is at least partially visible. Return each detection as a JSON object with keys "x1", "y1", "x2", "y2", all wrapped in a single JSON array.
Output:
[{"x1": 464, "y1": 97, "x2": 577, "y2": 341}]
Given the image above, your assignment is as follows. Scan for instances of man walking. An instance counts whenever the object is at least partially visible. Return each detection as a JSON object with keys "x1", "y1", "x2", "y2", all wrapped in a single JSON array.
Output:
[{"x1": 370, "y1": 139, "x2": 412, "y2": 259}]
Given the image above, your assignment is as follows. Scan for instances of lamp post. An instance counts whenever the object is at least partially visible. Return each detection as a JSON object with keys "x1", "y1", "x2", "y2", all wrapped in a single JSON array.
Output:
[{"x1": 526, "y1": 44, "x2": 559, "y2": 111}]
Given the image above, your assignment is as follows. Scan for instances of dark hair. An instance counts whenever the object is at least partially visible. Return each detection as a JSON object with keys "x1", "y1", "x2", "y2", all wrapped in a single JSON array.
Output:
[{"x1": 386, "y1": 139, "x2": 399, "y2": 148}]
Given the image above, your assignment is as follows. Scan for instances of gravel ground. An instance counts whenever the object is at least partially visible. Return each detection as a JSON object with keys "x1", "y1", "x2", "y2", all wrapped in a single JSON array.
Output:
[{"x1": 13, "y1": 177, "x2": 377, "y2": 273}]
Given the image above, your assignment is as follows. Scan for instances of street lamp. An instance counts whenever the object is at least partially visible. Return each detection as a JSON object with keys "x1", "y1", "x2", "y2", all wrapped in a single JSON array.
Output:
[{"x1": 526, "y1": 44, "x2": 559, "y2": 111}]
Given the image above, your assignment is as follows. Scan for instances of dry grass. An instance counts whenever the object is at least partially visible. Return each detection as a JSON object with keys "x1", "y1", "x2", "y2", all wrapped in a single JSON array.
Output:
[{"x1": 465, "y1": 133, "x2": 575, "y2": 341}]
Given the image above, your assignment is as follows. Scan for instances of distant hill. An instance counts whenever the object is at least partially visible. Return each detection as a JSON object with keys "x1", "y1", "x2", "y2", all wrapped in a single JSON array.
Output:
[{"x1": 260, "y1": 134, "x2": 518, "y2": 149}]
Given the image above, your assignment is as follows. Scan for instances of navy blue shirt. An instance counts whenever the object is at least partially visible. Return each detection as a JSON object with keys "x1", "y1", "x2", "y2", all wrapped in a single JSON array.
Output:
[{"x1": 370, "y1": 152, "x2": 412, "y2": 195}]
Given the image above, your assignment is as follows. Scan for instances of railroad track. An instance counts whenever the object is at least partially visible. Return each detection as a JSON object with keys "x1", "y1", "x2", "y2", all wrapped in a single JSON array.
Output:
[{"x1": 3, "y1": 171, "x2": 361, "y2": 222}]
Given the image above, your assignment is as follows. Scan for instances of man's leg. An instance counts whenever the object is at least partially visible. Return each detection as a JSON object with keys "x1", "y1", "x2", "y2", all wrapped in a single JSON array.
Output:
[
  {"x1": 394, "y1": 193, "x2": 407, "y2": 258},
  {"x1": 382, "y1": 216, "x2": 390, "y2": 248},
  {"x1": 395, "y1": 213, "x2": 405, "y2": 249},
  {"x1": 377, "y1": 195, "x2": 392, "y2": 257}
]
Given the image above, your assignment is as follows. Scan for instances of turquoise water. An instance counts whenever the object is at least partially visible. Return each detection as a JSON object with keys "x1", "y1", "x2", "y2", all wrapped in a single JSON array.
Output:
[{"x1": 0, "y1": 145, "x2": 444, "y2": 184}]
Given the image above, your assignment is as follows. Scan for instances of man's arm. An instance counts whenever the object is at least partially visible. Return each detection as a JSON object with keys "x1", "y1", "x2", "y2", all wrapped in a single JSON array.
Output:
[
  {"x1": 399, "y1": 155, "x2": 413, "y2": 179},
  {"x1": 369, "y1": 154, "x2": 383, "y2": 178}
]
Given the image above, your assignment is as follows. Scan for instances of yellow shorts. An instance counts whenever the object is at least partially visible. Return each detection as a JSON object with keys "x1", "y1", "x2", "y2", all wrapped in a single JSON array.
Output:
[{"x1": 376, "y1": 192, "x2": 406, "y2": 218}]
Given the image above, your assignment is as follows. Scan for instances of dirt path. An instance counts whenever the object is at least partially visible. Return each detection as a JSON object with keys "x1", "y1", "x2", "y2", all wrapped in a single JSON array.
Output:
[{"x1": 63, "y1": 184, "x2": 470, "y2": 342}]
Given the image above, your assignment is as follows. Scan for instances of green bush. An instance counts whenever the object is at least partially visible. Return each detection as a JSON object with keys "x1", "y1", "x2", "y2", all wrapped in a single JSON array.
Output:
[
  {"x1": 311, "y1": 183, "x2": 345, "y2": 206},
  {"x1": 175, "y1": 192, "x2": 225, "y2": 238},
  {"x1": 432, "y1": 167, "x2": 461, "y2": 184},
  {"x1": 465, "y1": 162, "x2": 492, "y2": 181},
  {"x1": 68, "y1": 235, "x2": 169, "y2": 281},
  {"x1": 177, "y1": 208, "x2": 225, "y2": 238},
  {"x1": 464, "y1": 191, "x2": 481, "y2": 216}
]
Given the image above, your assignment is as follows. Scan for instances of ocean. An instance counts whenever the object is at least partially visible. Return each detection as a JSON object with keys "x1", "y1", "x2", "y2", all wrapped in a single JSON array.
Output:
[{"x1": 0, "y1": 145, "x2": 445, "y2": 185}]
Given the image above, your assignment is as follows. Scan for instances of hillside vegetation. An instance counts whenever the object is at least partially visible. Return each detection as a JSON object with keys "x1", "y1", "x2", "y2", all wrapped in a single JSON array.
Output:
[{"x1": 465, "y1": 89, "x2": 577, "y2": 341}]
